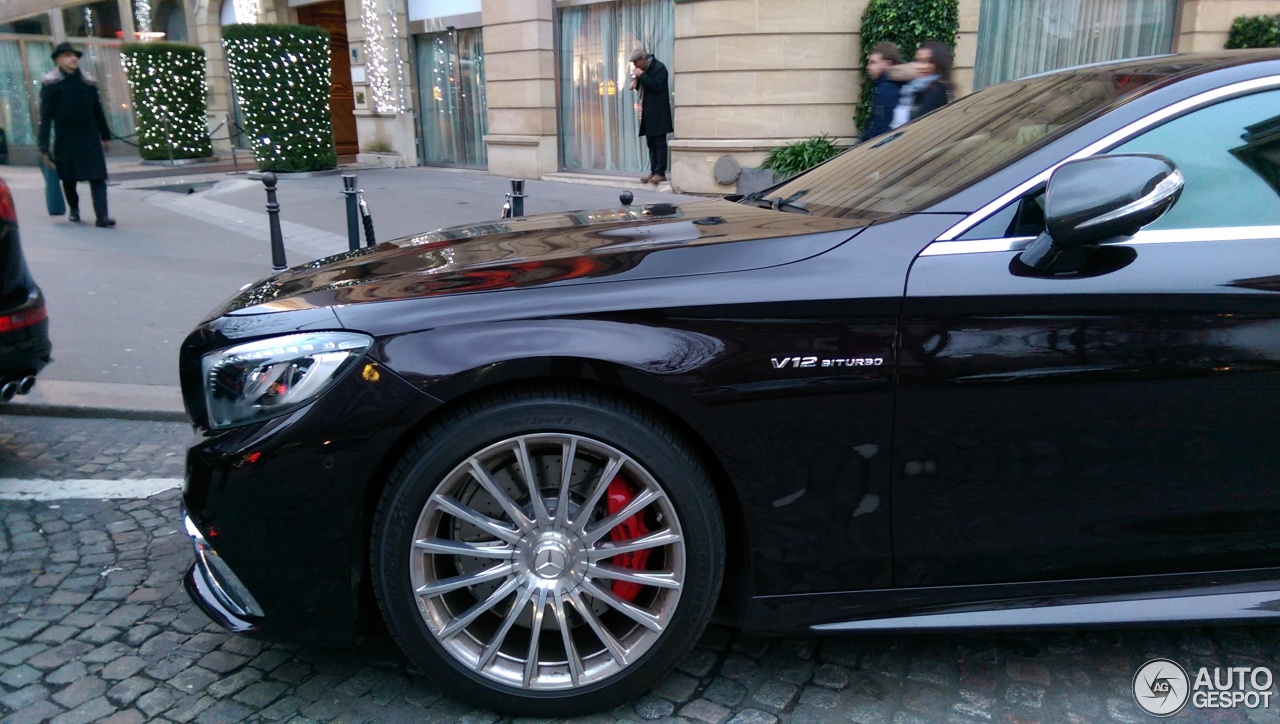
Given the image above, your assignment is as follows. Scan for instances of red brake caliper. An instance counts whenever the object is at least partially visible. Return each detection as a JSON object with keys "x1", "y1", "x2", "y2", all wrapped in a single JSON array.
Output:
[{"x1": 606, "y1": 475, "x2": 651, "y2": 602}]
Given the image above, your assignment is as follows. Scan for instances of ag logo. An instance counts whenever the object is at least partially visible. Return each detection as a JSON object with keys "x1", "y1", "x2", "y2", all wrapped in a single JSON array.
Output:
[{"x1": 1134, "y1": 658, "x2": 1190, "y2": 717}]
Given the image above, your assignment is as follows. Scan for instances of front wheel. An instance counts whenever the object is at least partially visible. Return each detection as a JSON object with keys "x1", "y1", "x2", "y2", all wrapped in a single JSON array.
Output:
[{"x1": 371, "y1": 388, "x2": 725, "y2": 716}]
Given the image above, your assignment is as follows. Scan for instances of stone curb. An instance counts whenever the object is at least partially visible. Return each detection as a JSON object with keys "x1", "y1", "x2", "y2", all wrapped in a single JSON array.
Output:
[{"x1": 3, "y1": 380, "x2": 188, "y2": 424}]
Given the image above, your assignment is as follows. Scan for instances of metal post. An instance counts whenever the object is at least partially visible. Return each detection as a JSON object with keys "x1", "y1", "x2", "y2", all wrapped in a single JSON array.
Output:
[
  {"x1": 229, "y1": 122, "x2": 241, "y2": 174},
  {"x1": 509, "y1": 179, "x2": 526, "y2": 217},
  {"x1": 343, "y1": 174, "x2": 360, "y2": 252},
  {"x1": 263, "y1": 172, "x2": 287, "y2": 273},
  {"x1": 165, "y1": 118, "x2": 174, "y2": 166}
]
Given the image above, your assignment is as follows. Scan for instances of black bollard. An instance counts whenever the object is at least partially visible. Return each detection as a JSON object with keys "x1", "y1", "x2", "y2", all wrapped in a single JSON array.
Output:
[
  {"x1": 165, "y1": 118, "x2": 175, "y2": 167},
  {"x1": 343, "y1": 174, "x2": 360, "y2": 252},
  {"x1": 619, "y1": 190, "x2": 633, "y2": 206},
  {"x1": 509, "y1": 179, "x2": 526, "y2": 217},
  {"x1": 263, "y1": 172, "x2": 287, "y2": 273}
]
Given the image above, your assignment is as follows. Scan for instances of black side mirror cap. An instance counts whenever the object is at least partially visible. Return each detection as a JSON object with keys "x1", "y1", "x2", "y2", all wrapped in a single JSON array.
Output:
[{"x1": 1020, "y1": 154, "x2": 1183, "y2": 272}]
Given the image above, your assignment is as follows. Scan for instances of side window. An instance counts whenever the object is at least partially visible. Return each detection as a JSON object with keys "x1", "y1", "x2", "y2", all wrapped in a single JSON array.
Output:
[
  {"x1": 1107, "y1": 89, "x2": 1280, "y2": 230},
  {"x1": 960, "y1": 89, "x2": 1280, "y2": 240},
  {"x1": 959, "y1": 191, "x2": 1044, "y2": 240}
]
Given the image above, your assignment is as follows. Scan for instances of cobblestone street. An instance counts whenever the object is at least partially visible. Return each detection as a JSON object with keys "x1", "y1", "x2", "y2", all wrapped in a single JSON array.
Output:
[{"x1": 1, "y1": 413, "x2": 1278, "y2": 724}]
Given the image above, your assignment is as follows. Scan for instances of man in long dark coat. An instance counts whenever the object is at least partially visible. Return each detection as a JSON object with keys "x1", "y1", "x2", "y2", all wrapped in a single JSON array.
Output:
[
  {"x1": 38, "y1": 42, "x2": 115, "y2": 228},
  {"x1": 629, "y1": 48, "x2": 672, "y2": 185}
]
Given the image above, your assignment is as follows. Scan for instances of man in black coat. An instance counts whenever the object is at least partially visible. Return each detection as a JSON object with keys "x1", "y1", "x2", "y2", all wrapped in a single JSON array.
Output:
[
  {"x1": 39, "y1": 42, "x2": 115, "y2": 228},
  {"x1": 629, "y1": 48, "x2": 672, "y2": 184}
]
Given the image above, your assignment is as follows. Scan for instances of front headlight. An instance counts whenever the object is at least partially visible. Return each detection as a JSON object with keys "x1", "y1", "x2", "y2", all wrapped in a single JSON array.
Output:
[{"x1": 202, "y1": 331, "x2": 373, "y2": 430}]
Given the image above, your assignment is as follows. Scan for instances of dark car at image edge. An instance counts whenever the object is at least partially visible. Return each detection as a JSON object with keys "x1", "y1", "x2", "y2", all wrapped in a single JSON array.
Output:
[
  {"x1": 178, "y1": 50, "x2": 1280, "y2": 715},
  {"x1": 0, "y1": 176, "x2": 50, "y2": 403}
]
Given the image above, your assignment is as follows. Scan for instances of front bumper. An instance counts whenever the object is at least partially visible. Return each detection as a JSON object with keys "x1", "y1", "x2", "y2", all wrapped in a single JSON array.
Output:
[
  {"x1": 183, "y1": 513, "x2": 263, "y2": 633},
  {"x1": 180, "y1": 355, "x2": 440, "y2": 644}
]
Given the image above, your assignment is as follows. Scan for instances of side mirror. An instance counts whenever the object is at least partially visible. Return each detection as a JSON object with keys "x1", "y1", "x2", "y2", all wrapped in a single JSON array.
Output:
[{"x1": 1020, "y1": 154, "x2": 1183, "y2": 272}]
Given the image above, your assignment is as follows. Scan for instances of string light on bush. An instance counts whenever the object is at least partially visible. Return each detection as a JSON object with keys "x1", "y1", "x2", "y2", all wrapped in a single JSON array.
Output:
[
  {"x1": 223, "y1": 24, "x2": 337, "y2": 173},
  {"x1": 388, "y1": 4, "x2": 408, "y2": 111},
  {"x1": 360, "y1": 0, "x2": 404, "y2": 113},
  {"x1": 233, "y1": 0, "x2": 259, "y2": 24},
  {"x1": 121, "y1": 42, "x2": 213, "y2": 160},
  {"x1": 134, "y1": 0, "x2": 151, "y2": 33}
]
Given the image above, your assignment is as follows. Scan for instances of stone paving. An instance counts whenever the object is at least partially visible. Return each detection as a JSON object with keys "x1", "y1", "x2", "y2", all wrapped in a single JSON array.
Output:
[{"x1": 2, "y1": 413, "x2": 1280, "y2": 723}]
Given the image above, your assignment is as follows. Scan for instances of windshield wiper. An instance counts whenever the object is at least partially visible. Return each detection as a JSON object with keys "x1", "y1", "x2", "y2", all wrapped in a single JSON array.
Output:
[{"x1": 740, "y1": 193, "x2": 810, "y2": 215}]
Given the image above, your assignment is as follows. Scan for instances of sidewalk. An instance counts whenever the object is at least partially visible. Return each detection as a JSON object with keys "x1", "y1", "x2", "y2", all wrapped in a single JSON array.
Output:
[{"x1": 5, "y1": 163, "x2": 694, "y2": 421}]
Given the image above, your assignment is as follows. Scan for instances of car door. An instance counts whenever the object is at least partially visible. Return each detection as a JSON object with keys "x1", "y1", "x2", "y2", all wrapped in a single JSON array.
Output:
[{"x1": 892, "y1": 87, "x2": 1280, "y2": 587}]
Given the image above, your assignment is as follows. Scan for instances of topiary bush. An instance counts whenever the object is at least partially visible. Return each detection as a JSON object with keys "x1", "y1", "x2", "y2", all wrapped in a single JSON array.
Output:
[
  {"x1": 121, "y1": 42, "x2": 213, "y2": 161},
  {"x1": 1226, "y1": 14, "x2": 1280, "y2": 49},
  {"x1": 855, "y1": 0, "x2": 959, "y2": 132},
  {"x1": 761, "y1": 135, "x2": 842, "y2": 179},
  {"x1": 222, "y1": 23, "x2": 336, "y2": 173}
]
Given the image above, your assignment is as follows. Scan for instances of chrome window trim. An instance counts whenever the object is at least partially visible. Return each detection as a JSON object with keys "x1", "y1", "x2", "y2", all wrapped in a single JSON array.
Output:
[
  {"x1": 920, "y1": 236, "x2": 1035, "y2": 256},
  {"x1": 1126, "y1": 225, "x2": 1280, "y2": 245},
  {"x1": 919, "y1": 226, "x2": 1280, "y2": 257},
  {"x1": 927, "y1": 75, "x2": 1280, "y2": 252}
]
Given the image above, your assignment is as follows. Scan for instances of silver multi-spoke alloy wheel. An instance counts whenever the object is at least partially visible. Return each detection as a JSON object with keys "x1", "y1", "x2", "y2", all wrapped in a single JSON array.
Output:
[
  {"x1": 373, "y1": 388, "x2": 723, "y2": 715},
  {"x1": 410, "y1": 433, "x2": 686, "y2": 691}
]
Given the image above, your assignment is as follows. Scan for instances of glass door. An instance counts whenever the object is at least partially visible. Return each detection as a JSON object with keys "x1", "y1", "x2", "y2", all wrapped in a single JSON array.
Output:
[
  {"x1": 416, "y1": 28, "x2": 487, "y2": 168},
  {"x1": 0, "y1": 40, "x2": 36, "y2": 147},
  {"x1": 557, "y1": 0, "x2": 673, "y2": 174}
]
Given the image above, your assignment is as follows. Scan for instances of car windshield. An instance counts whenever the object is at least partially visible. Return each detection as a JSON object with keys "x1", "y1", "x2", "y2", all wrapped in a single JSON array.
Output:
[{"x1": 767, "y1": 57, "x2": 1220, "y2": 221}]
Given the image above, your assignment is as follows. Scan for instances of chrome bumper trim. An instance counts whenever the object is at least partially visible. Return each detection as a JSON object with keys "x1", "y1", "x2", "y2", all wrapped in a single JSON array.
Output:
[{"x1": 183, "y1": 513, "x2": 264, "y2": 630}]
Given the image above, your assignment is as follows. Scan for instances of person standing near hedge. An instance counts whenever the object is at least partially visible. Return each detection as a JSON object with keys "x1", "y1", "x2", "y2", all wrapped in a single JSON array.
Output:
[
  {"x1": 38, "y1": 42, "x2": 115, "y2": 228},
  {"x1": 629, "y1": 47, "x2": 672, "y2": 185},
  {"x1": 860, "y1": 42, "x2": 906, "y2": 143}
]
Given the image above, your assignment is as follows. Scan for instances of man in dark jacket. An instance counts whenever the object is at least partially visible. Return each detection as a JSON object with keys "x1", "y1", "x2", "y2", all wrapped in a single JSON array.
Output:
[
  {"x1": 39, "y1": 42, "x2": 115, "y2": 228},
  {"x1": 859, "y1": 42, "x2": 904, "y2": 143},
  {"x1": 629, "y1": 48, "x2": 672, "y2": 184}
]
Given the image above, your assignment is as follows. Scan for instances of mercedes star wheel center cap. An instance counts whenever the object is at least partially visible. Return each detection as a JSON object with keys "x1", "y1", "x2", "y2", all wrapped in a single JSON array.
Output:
[{"x1": 533, "y1": 541, "x2": 570, "y2": 579}]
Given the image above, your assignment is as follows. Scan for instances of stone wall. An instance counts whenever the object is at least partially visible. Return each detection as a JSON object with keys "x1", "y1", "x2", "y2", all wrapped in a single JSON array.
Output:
[
  {"x1": 669, "y1": 0, "x2": 860, "y2": 193},
  {"x1": 1175, "y1": 0, "x2": 1280, "y2": 51},
  {"x1": 481, "y1": 0, "x2": 559, "y2": 178},
  {"x1": 670, "y1": 0, "x2": 981, "y2": 194}
]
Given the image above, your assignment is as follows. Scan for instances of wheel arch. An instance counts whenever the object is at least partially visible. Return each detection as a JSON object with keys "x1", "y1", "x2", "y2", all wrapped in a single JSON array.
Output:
[{"x1": 356, "y1": 356, "x2": 753, "y2": 630}]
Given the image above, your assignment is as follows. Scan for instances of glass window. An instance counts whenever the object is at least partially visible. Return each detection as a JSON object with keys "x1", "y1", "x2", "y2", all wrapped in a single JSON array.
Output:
[
  {"x1": 0, "y1": 16, "x2": 53, "y2": 35},
  {"x1": 0, "y1": 41, "x2": 36, "y2": 146},
  {"x1": 63, "y1": 1, "x2": 123, "y2": 39},
  {"x1": 974, "y1": 0, "x2": 1178, "y2": 90},
  {"x1": 220, "y1": 0, "x2": 237, "y2": 25},
  {"x1": 416, "y1": 28, "x2": 487, "y2": 167},
  {"x1": 769, "y1": 56, "x2": 1203, "y2": 222},
  {"x1": 137, "y1": 0, "x2": 189, "y2": 42},
  {"x1": 77, "y1": 44, "x2": 136, "y2": 139},
  {"x1": 1107, "y1": 90, "x2": 1280, "y2": 230},
  {"x1": 558, "y1": 0, "x2": 674, "y2": 173},
  {"x1": 159, "y1": 2, "x2": 189, "y2": 43}
]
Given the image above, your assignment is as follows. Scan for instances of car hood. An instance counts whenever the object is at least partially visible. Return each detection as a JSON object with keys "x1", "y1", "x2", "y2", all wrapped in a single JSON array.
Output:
[{"x1": 217, "y1": 199, "x2": 865, "y2": 317}]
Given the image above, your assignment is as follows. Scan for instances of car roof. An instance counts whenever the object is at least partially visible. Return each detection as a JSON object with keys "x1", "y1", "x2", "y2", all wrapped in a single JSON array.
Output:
[{"x1": 1019, "y1": 49, "x2": 1280, "y2": 85}]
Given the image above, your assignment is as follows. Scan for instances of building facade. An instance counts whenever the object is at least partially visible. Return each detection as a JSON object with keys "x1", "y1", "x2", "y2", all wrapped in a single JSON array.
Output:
[{"x1": 0, "y1": 0, "x2": 1274, "y2": 190}]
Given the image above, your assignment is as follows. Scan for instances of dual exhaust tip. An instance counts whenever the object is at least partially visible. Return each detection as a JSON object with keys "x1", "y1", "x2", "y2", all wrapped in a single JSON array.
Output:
[{"x1": 1, "y1": 376, "x2": 35, "y2": 401}]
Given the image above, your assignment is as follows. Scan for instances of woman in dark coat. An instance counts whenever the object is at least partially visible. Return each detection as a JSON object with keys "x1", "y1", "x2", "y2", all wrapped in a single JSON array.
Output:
[
  {"x1": 38, "y1": 42, "x2": 115, "y2": 227},
  {"x1": 629, "y1": 48, "x2": 673, "y2": 184},
  {"x1": 890, "y1": 41, "x2": 955, "y2": 130}
]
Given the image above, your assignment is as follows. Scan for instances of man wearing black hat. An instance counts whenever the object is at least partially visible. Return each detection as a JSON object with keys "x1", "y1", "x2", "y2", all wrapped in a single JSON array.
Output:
[
  {"x1": 38, "y1": 42, "x2": 115, "y2": 228},
  {"x1": 629, "y1": 48, "x2": 672, "y2": 185}
]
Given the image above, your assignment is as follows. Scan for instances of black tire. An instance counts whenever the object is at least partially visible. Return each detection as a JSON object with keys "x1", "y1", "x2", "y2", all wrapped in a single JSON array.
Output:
[{"x1": 370, "y1": 385, "x2": 725, "y2": 716}]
